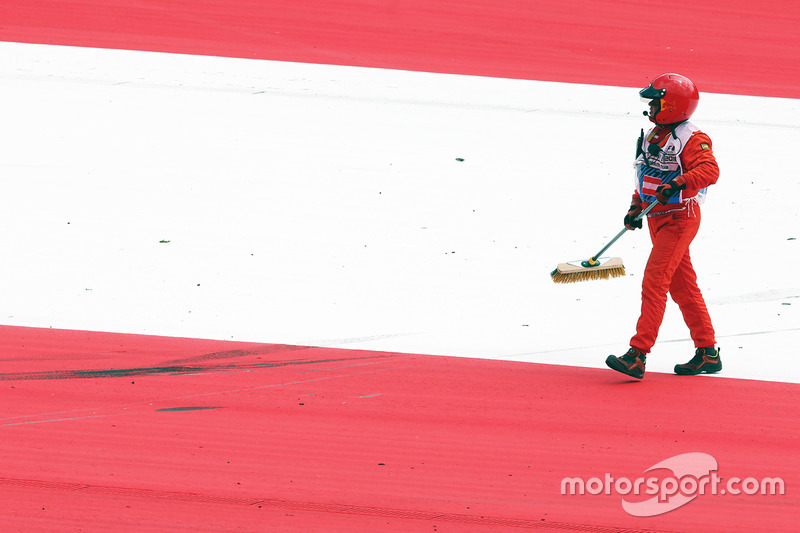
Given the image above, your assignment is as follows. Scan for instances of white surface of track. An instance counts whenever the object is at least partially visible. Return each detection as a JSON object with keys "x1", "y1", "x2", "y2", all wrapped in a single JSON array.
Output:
[{"x1": 2, "y1": 42, "x2": 799, "y2": 381}]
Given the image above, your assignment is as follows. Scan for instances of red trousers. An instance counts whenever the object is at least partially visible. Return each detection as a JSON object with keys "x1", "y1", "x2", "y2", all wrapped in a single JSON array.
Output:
[{"x1": 630, "y1": 208, "x2": 716, "y2": 353}]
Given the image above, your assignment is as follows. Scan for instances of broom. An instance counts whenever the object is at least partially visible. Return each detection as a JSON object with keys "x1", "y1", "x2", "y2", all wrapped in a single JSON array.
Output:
[{"x1": 550, "y1": 202, "x2": 656, "y2": 284}]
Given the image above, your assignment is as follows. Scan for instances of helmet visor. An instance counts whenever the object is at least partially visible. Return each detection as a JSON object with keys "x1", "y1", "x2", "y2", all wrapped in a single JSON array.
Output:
[{"x1": 639, "y1": 85, "x2": 666, "y2": 99}]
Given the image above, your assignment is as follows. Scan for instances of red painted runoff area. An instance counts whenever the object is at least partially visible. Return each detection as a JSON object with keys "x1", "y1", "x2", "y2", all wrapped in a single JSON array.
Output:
[
  {"x1": 1, "y1": 326, "x2": 798, "y2": 531},
  {"x1": 3, "y1": 0, "x2": 799, "y2": 530},
  {"x1": 1, "y1": 0, "x2": 799, "y2": 98}
]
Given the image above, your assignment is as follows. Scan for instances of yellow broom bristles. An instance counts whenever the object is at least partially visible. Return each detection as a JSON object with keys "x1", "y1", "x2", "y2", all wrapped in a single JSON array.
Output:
[{"x1": 551, "y1": 266, "x2": 626, "y2": 284}]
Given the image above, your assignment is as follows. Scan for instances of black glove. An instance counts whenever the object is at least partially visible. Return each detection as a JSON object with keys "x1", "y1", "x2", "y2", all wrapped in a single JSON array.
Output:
[
  {"x1": 655, "y1": 180, "x2": 686, "y2": 205},
  {"x1": 624, "y1": 203, "x2": 643, "y2": 230}
]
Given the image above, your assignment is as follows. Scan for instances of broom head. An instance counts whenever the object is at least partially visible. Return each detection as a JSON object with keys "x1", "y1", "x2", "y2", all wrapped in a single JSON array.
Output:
[{"x1": 550, "y1": 257, "x2": 625, "y2": 284}]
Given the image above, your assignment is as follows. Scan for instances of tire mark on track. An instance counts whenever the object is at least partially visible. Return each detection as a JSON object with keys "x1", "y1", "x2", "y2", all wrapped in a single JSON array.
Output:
[{"x1": 0, "y1": 352, "x2": 401, "y2": 381}]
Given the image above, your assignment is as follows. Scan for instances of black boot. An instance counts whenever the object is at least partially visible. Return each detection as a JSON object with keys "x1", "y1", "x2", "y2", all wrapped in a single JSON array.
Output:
[
  {"x1": 605, "y1": 347, "x2": 646, "y2": 379},
  {"x1": 674, "y1": 347, "x2": 722, "y2": 375}
]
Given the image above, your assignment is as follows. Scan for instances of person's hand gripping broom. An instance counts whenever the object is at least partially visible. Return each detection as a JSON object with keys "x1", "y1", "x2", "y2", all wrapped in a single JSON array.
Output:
[{"x1": 550, "y1": 201, "x2": 656, "y2": 283}]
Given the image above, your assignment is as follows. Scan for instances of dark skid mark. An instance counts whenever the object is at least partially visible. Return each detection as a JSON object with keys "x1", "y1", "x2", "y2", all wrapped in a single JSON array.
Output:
[
  {"x1": 0, "y1": 353, "x2": 401, "y2": 381},
  {"x1": 155, "y1": 406, "x2": 224, "y2": 412},
  {"x1": 162, "y1": 344, "x2": 314, "y2": 366}
]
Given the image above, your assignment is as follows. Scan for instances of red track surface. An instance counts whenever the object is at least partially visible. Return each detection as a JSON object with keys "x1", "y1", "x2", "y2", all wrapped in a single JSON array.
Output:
[
  {"x1": 2, "y1": 0, "x2": 799, "y2": 98},
  {"x1": 3, "y1": 1, "x2": 800, "y2": 530},
  {"x1": 1, "y1": 326, "x2": 799, "y2": 531}
]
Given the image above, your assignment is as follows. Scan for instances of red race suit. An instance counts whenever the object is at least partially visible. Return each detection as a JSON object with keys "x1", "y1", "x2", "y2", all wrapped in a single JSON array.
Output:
[{"x1": 629, "y1": 121, "x2": 719, "y2": 353}]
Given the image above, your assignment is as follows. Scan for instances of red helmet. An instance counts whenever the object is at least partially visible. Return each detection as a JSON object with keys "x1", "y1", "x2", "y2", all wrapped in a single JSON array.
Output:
[{"x1": 640, "y1": 73, "x2": 699, "y2": 125}]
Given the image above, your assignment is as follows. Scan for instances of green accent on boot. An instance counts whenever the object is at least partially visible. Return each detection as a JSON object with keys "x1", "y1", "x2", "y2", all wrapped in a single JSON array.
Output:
[{"x1": 674, "y1": 347, "x2": 722, "y2": 375}]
